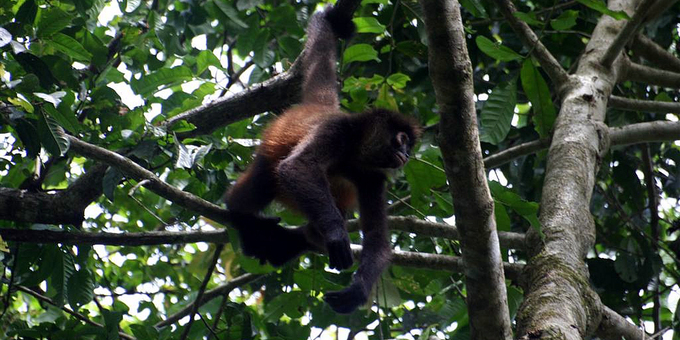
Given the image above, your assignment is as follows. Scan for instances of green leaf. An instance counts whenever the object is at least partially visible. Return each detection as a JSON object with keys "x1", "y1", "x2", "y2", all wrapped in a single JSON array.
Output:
[
  {"x1": 43, "y1": 103, "x2": 80, "y2": 133},
  {"x1": 489, "y1": 182, "x2": 542, "y2": 235},
  {"x1": 353, "y1": 17, "x2": 386, "y2": 34},
  {"x1": 386, "y1": 73, "x2": 411, "y2": 89},
  {"x1": 343, "y1": 44, "x2": 380, "y2": 64},
  {"x1": 460, "y1": 0, "x2": 488, "y2": 18},
  {"x1": 130, "y1": 66, "x2": 193, "y2": 96},
  {"x1": 252, "y1": 30, "x2": 274, "y2": 68},
  {"x1": 47, "y1": 33, "x2": 92, "y2": 62},
  {"x1": 480, "y1": 79, "x2": 517, "y2": 145},
  {"x1": 197, "y1": 50, "x2": 222, "y2": 74},
  {"x1": 8, "y1": 96, "x2": 34, "y2": 113},
  {"x1": 37, "y1": 110, "x2": 70, "y2": 156},
  {"x1": 37, "y1": 8, "x2": 72, "y2": 37},
  {"x1": 520, "y1": 59, "x2": 556, "y2": 137},
  {"x1": 49, "y1": 248, "x2": 75, "y2": 307},
  {"x1": 404, "y1": 155, "x2": 447, "y2": 210},
  {"x1": 102, "y1": 309, "x2": 124, "y2": 340},
  {"x1": 513, "y1": 12, "x2": 543, "y2": 26},
  {"x1": 236, "y1": 0, "x2": 263, "y2": 10},
  {"x1": 67, "y1": 270, "x2": 94, "y2": 308},
  {"x1": 375, "y1": 83, "x2": 398, "y2": 111},
  {"x1": 575, "y1": 0, "x2": 630, "y2": 20},
  {"x1": 13, "y1": 119, "x2": 41, "y2": 158},
  {"x1": 103, "y1": 167, "x2": 123, "y2": 202},
  {"x1": 550, "y1": 10, "x2": 579, "y2": 30},
  {"x1": 475, "y1": 36, "x2": 522, "y2": 62},
  {"x1": 213, "y1": 0, "x2": 248, "y2": 28}
]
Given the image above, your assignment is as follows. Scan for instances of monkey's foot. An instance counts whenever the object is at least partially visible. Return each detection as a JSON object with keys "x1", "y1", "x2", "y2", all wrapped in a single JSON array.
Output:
[
  {"x1": 324, "y1": 283, "x2": 368, "y2": 314},
  {"x1": 234, "y1": 214, "x2": 308, "y2": 267},
  {"x1": 325, "y1": 231, "x2": 353, "y2": 270}
]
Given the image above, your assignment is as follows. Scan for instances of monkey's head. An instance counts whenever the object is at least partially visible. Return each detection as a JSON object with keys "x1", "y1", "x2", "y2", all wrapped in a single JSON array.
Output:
[{"x1": 355, "y1": 109, "x2": 421, "y2": 170}]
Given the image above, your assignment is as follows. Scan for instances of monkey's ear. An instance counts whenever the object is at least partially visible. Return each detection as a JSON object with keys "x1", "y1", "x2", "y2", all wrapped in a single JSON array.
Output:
[{"x1": 325, "y1": 6, "x2": 356, "y2": 40}]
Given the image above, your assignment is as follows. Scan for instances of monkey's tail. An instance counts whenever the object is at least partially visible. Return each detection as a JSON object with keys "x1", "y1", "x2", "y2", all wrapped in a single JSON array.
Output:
[{"x1": 300, "y1": 7, "x2": 356, "y2": 107}]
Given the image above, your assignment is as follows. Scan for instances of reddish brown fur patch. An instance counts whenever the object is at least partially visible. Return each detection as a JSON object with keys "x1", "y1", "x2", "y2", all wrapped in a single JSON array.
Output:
[{"x1": 259, "y1": 104, "x2": 344, "y2": 162}]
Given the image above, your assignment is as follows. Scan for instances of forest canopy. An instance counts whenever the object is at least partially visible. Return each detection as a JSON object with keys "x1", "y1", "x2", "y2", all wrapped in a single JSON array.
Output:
[{"x1": 0, "y1": 0, "x2": 679, "y2": 339}]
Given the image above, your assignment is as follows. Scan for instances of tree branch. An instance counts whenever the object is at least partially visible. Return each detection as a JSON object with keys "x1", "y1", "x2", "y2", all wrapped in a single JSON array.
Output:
[
  {"x1": 630, "y1": 34, "x2": 680, "y2": 73},
  {"x1": 610, "y1": 121, "x2": 680, "y2": 146},
  {"x1": 490, "y1": 0, "x2": 570, "y2": 89},
  {"x1": 161, "y1": 0, "x2": 363, "y2": 139},
  {"x1": 596, "y1": 306, "x2": 650, "y2": 340},
  {"x1": 420, "y1": 0, "x2": 513, "y2": 339},
  {"x1": 0, "y1": 163, "x2": 107, "y2": 226},
  {"x1": 600, "y1": 0, "x2": 657, "y2": 68},
  {"x1": 483, "y1": 139, "x2": 551, "y2": 169},
  {"x1": 483, "y1": 121, "x2": 680, "y2": 168},
  {"x1": 155, "y1": 273, "x2": 262, "y2": 328},
  {"x1": 350, "y1": 245, "x2": 524, "y2": 281},
  {"x1": 66, "y1": 135, "x2": 232, "y2": 226},
  {"x1": 609, "y1": 95, "x2": 680, "y2": 113},
  {"x1": 622, "y1": 60, "x2": 680, "y2": 88},
  {"x1": 0, "y1": 216, "x2": 526, "y2": 249},
  {"x1": 15, "y1": 285, "x2": 136, "y2": 340}
]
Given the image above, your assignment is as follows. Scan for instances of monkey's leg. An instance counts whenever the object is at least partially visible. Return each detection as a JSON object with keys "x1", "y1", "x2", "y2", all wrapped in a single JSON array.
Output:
[
  {"x1": 324, "y1": 172, "x2": 391, "y2": 314},
  {"x1": 277, "y1": 121, "x2": 354, "y2": 270},
  {"x1": 227, "y1": 155, "x2": 311, "y2": 266}
]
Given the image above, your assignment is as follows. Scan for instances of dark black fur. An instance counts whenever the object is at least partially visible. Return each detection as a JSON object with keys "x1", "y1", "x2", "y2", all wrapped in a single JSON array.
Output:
[{"x1": 226, "y1": 6, "x2": 419, "y2": 314}]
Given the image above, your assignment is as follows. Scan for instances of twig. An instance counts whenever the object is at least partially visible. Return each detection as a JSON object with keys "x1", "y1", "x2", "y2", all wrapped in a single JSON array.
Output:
[
  {"x1": 155, "y1": 273, "x2": 262, "y2": 328},
  {"x1": 179, "y1": 244, "x2": 224, "y2": 340},
  {"x1": 641, "y1": 145, "x2": 661, "y2": 332},
  {"x1": 491, "y1": 0, "x2": 570, "y2": 89},
  {"x1": 15, "y1": 285, "x2": 136, "y2": 340}
]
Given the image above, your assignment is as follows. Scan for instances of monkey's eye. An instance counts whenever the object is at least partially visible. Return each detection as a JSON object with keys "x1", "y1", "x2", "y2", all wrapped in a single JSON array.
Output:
[{"x1": 395, "y1": 132, "x2": 409, "y2": 147}]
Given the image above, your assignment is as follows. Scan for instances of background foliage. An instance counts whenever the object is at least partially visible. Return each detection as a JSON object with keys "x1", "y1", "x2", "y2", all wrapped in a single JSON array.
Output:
[{"x1": 0, "y1": 0, "x2": 678, "y2": 339}]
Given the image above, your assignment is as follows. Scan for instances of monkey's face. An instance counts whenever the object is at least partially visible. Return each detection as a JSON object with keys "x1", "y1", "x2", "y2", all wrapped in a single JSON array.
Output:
[
  {"x1": 355, "y1": 109, "x2": 420, "y2": 170},
  {"x1": 360, "y1": 128, "x2": 417, "y2": 170}
]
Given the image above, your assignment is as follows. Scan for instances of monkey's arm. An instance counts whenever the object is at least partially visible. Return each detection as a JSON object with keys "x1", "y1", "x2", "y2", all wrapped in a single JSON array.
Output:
[
  {"x1": 324, "y1": 171, "x2": 390, "y2": 314},
  {"x1": 276, "y1": 120, "x2": 354, "y2": 270}
]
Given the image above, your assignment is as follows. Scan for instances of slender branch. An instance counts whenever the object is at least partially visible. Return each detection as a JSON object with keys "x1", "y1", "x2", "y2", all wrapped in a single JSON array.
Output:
[
  {"x1": 596, "y1": 305, "x2": 650, "y2": 340},
  {"x1": 470, "y1": 0, "x2": 579, "y2": 26},
  {"x1": 179, "y1": 244, "x2": 224, "y2": 340},
  {"x1": 15, "y1": 286, "x2": 136, "y2": 340},
  {"x1": 483, "y1": 139, "x2": 551, "y2": 169},
  {"x1": 483, "y1": 121, "x2": 680, "y2": 168},
  {"x1": 642, "y1": 0, "x2": 680, "y2": 24},
  {"x1": 0, "y1": 216, "x2": 526, "y2": 249},
  {"x1": 641, "y1": 145, "x2": 661, "y2": 333},
  {"x1": 600, "y1": 0, "x2": 658, "y2": 68},
  {"x1": 630, "y1": 35, "x2": 680, "y2": 73},
  {"x1": 155, "y1": 273, "x2": 262, "y2": 328},
  {"x1": 609, "y1": 95, "x2": 680, "y2": 113},
  {"x1": 491, "y1": 0, "x2": 570, "y2": 89},
  {"x1": 0, "y1": 228, "x2": 230, "y2": 246},
  {"x1": 66, "y1": 135, "x2": 233, "y2": 226},
  {"x1": 350, "y1": 245, "x2": 524, "y2": 281},
  {"x1": 622, "y1": 60, "x2": 680, "y2": 88}
]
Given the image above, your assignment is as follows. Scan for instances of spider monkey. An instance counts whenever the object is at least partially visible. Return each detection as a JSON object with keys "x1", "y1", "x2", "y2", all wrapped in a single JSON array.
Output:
[{"x1": 225, "y1": 6, "x2": 420, "y2": 314}]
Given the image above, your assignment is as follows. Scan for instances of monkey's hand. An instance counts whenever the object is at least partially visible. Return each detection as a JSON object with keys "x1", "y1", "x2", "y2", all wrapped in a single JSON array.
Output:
[
  {"x1": 324, "y1": 282, "x2": 368, "y2": 314},
  {"x1": 325, "y1": 229, "x2": 353, "y2": 270}
]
